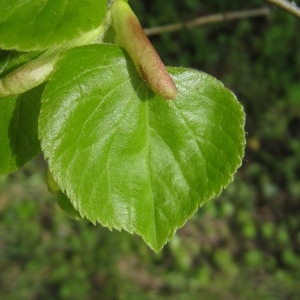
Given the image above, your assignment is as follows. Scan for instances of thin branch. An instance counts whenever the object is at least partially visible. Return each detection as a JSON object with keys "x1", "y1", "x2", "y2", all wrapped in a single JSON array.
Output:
[
  {"x1": 265, "y1": 0, "x2": 300, "y2": 18},
  {"x1": 144, "y1": 7, "x2": 271, "y2": 36}
]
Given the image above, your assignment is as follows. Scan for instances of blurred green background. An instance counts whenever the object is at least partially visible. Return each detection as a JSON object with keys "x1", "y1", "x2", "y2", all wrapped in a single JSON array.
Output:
[{"x1": 1, "y1": 0, "x2": 300, "y2": 299}]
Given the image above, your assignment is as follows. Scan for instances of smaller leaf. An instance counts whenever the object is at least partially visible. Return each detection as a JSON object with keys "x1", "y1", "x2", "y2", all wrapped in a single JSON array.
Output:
[
  {"x1": 0, "y1": 85, "x2": 43, "y2": 174},
  {"x1": 46, "y1": 164, "x2": 82, "y2": 219},
  {"x1": 57, "y1": 192, "x2": 83, "y2": 220},
  {"x1": 46, "y1": 166, "x2": 60, "y2": 193},
  {"x1": 0, "y1": 0, "x2": 107, "y2": 51}
]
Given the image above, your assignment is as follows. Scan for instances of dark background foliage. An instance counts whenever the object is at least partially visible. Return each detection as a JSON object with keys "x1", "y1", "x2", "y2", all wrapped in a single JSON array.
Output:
[{"x1": 1, "y1": 0, "x2": 300, "y2": 298}]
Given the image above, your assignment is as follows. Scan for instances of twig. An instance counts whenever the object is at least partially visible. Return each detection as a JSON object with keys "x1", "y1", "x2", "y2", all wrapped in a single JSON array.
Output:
[
  {"x1": 144, "y1": 7, "x2": 271, "y2": 36},
  {"x1": 265, "y1": 0, "x2": 300, "y2": 18}
]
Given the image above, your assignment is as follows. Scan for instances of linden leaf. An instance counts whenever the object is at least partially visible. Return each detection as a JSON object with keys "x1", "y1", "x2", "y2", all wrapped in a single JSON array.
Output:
[
  {"x1": 39, "y1": 44, "x2": 245, "y2": 251},
  {"x1": 0, "y1": 0, "x2": 106, "y2": 51}
]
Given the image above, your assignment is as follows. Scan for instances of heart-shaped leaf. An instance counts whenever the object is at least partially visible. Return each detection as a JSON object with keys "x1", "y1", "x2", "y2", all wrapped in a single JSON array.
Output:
[
  {"x1": 0, "y1": 85, "x2": 43, "y2": 174},
  {"x1": 0, "y1": 0, "x2": 106, "y2": 51},
  {"x1": 39, "y1": 44, "x2": 245, "y2": 251}
]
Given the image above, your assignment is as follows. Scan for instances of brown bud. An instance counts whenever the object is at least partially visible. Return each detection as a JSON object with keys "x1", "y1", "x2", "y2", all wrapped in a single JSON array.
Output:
[{"x1": 111, "y1": 0, "x2": 177, "y2": 99}]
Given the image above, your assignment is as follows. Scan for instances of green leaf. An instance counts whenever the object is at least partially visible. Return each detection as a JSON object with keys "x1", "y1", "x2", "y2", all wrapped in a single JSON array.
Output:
[
  {"x1": 57, "y1": 191, "x2": 83, "y2": 220},
  {"x1": 46, "y1": 165, "x2": 61, "y2": 193},
  {"x1": 0, "y1": 0, "x2": 106, "y2": 51},
  {"x1": 46, "y1": 165, "x2": 82, "y2": 219},
  {"x1": 0, "y1": 85, "x2": 43, "y2": 174},
  {"x1": 39, "y1": 44, "x2": 245, "y2": 251}
]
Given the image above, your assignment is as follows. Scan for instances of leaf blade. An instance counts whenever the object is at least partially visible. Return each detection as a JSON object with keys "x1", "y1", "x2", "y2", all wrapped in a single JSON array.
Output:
[
  {"x1": 0, "y1": 85, "x2": 43, "y2": 174},
  {"x1": 0, "y1": 0, "x2": 106, "y2": 51},
  {"x1": 39, "y1": 44, "x2": 245, "y2": 251}
]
